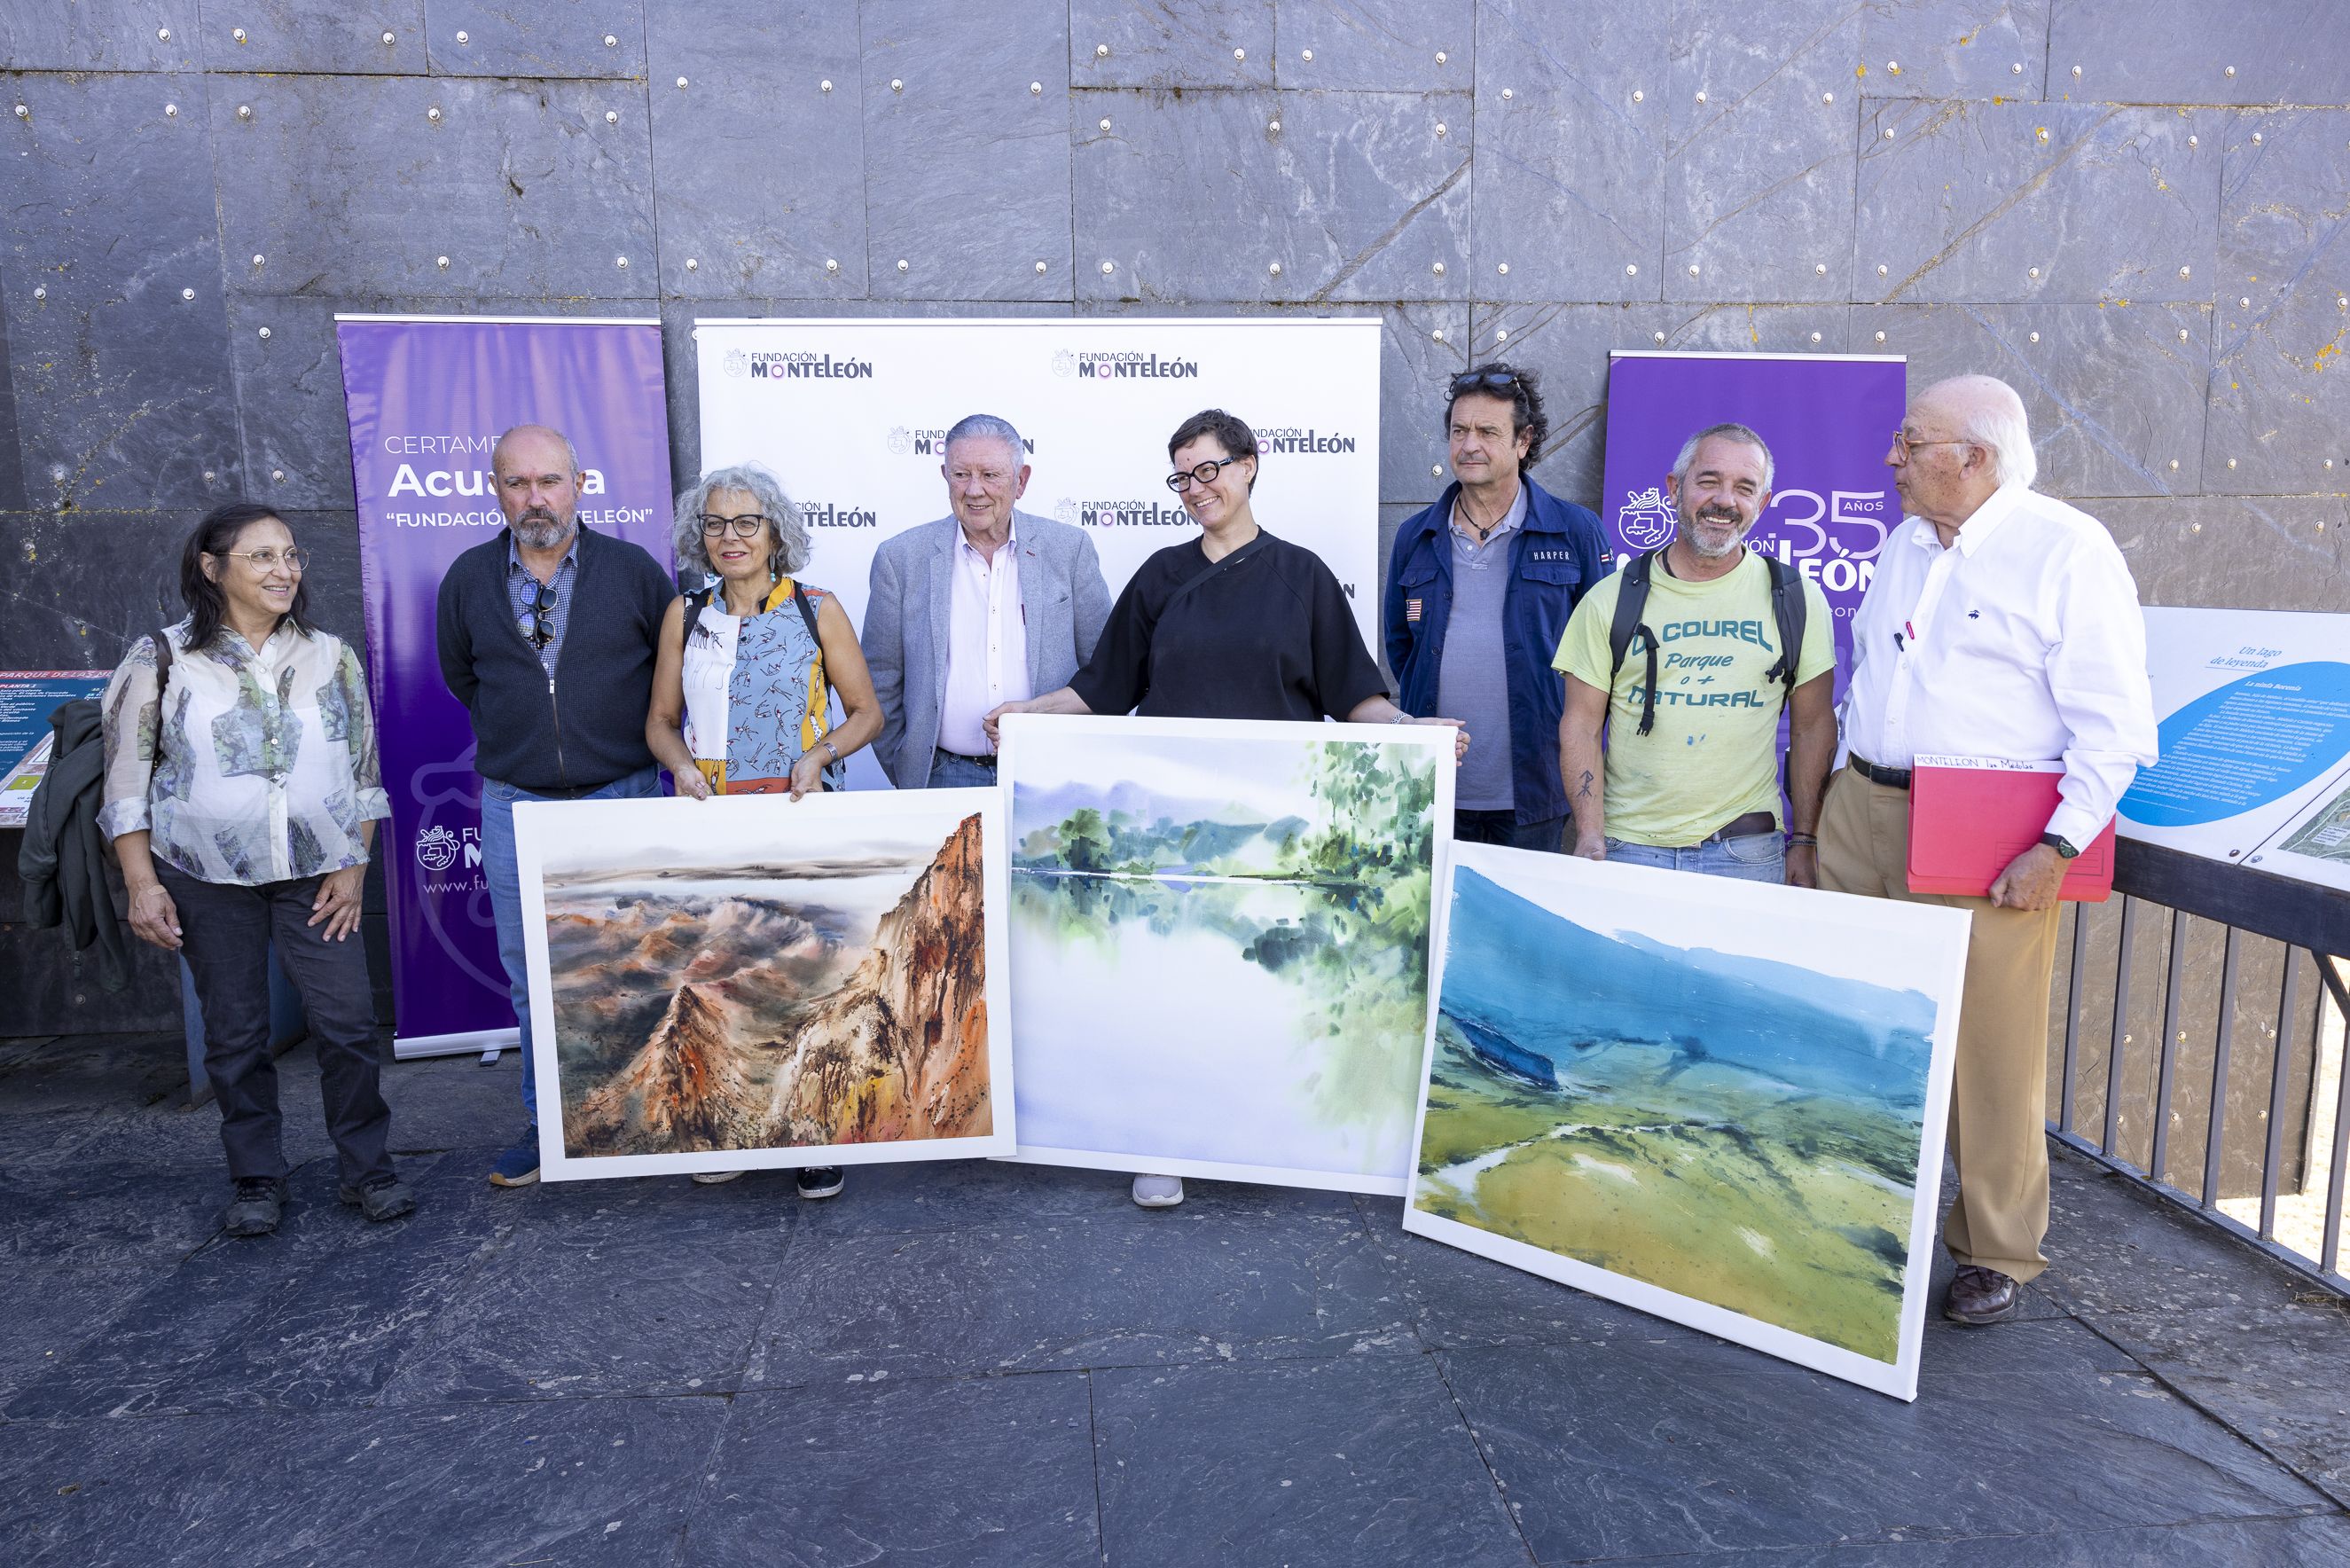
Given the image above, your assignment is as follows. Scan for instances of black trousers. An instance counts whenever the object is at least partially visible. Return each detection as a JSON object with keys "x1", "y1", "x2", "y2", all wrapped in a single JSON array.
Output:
[
  {"x1": 1453, "y1": 809, "x2": 1566, "y2": 852},
  {"x1": 157, "y1": 863, "x2": 393, "y2": 1186}
]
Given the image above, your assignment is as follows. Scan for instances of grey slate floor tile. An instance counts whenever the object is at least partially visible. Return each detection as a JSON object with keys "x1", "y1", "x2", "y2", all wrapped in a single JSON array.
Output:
[
  {"x1": 682, "y1": 1371, "x2": 1101, "y2": 1566},
  {"x1": 1092, "y1": 1354, "x2": 1533, "y2": 1568}
]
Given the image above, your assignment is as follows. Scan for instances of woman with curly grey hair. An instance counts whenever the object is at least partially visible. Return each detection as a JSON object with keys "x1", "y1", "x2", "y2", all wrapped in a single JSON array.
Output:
[{"x1": 645, "y1": 462, "x2": 881, "y2": 1197}]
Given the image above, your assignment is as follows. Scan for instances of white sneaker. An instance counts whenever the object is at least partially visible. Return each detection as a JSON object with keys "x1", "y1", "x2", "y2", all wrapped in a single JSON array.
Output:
[
  {"x1": 690, "y1": 1169, "x2": 747, "y2": 1186},
  {"x1": 1131, "y1": 1173, "x2": 1185, "y2": 1208}
]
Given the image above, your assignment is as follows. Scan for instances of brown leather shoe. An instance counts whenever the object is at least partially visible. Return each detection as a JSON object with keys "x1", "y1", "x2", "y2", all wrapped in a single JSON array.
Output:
[{"x1": 1944, "y1": 1265, "x2": 2021, "y2": 1325}]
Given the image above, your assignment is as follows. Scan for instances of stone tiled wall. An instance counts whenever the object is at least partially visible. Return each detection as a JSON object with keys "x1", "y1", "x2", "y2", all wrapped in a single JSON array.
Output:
[{"x1": 1, "y1": 4, "x2": 2346, "y2": 1031}]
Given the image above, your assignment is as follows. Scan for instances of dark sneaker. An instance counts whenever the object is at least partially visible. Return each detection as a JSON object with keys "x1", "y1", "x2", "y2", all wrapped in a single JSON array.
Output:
[
  {"x1": 488, "y1": 1133, "x2": 541, "y2": 1188},
  {"x1": 339, "y1": 1174, "x2": 418, "y2": 1222},
  {"x1": 223, "y1": 1176, "x2": 288, "y2": 1237},
  {"x1": 795, "y1": 1166, "x2": 844, "y2": 1200},
  {"x1": 1943, "y1": 1264, "x2": 2022, "y2": 1325}
]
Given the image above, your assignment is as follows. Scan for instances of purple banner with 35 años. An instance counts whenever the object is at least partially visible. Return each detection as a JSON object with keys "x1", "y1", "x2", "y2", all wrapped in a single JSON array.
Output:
[
  {"x1": 337, "y1": 317, "x2": 674, "y2": 1057},
  {"x1": 1597, "y1": 351, "x2": 1908, "y2": 686}
]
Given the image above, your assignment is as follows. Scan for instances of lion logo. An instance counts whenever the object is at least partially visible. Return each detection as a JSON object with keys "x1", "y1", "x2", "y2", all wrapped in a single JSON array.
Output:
[
  {"x1": 886, "y1": 427, "x2": 913, "y2": 456},
  {"x1": 721, "y1": 348, "x2": 748, "y2": 379},
  {"x1": 1051, "y1": 349, "x2": 1077, "y2": 378},
  {"x1": 1053, "y1": 498, "x2": 1081, "y2": 526},
  {"x1": 1617, "y1": 486, "x2": 1679, "y2": 551},
  {"x1": 414, "y1": 824, "x2": 460, "y2": 873}
]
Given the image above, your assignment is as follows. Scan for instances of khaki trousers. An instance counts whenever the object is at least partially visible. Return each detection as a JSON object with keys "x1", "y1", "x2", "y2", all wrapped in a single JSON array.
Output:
[{"x1": 1815, "y1": 767, "x2": 2063, "y2": 1282}]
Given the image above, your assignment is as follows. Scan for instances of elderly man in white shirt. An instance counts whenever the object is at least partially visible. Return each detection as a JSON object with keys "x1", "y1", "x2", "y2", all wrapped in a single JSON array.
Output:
[{"x1": 1821, "y1": 373, "x2": 2157, "y2": 1328}]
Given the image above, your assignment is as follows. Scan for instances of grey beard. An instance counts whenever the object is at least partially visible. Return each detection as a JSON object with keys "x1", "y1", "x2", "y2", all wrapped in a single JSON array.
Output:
[
  {"x1": 1686, "y1": 514, "x2": 1747, "y2": 558},
  {"x1": 513, "y1": 513, "x2": 574, "y2": 550}
]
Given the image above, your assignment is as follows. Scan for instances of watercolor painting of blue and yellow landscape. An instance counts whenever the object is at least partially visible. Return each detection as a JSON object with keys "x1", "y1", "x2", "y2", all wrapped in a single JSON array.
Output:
[
  {"x1": 1406, "y1": 844, "x2": 1968, "y2": 1396},
  {"x1": 1001, "y1": 716, "x2": 1451, "y2": 1193}
]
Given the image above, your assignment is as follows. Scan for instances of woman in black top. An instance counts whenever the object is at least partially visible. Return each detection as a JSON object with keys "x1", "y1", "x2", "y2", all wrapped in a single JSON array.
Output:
[{"x1": 986, "y1": 408, "x2": 1466, "y2": 1211}]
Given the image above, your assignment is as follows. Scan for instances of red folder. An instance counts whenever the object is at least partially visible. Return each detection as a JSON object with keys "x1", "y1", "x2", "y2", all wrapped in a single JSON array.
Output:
[{"x1": 1906, "y1": 756, "x2": 2115, "y2": 901}]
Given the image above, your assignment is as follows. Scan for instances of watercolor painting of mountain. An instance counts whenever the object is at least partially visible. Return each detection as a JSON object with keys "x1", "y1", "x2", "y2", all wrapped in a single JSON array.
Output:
[
  {"x1": 1404, "y1": 843, "x2": 1970, "y2": 1399},
  {"x1": 999, "y1": 715, "x2": 1452, "y2": 1195},
  {"x1": 513, "y1": 790, "x2": 1013, "y2": 1180}
]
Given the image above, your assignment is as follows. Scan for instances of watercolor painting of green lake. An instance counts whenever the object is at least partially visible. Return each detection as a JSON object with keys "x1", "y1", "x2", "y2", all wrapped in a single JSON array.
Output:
[
  {"x1": 1404, "y1": 843, "x2": 1970, "y2": 1399},
  {"x1": 999, "y1": 715, "x2": 1451, "y2": 1195}
]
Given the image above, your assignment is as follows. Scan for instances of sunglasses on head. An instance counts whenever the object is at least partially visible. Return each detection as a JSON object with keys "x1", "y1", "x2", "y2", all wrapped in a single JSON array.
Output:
[{"x1": 1449, "y1": 369, "x2": 1520, "y2": 396}]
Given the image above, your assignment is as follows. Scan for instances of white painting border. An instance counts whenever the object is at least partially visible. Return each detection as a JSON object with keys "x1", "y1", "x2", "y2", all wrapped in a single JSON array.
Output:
[
  {"x1": 1400, "y1": 843, "x2": 1970, "y2": 1401},
  {"x1": 999, "y1": 712, "x2": 1454, "y2": 1196},
  {"x1": 516, "y1": 788, "x2": 1015, "y2": 1180}
]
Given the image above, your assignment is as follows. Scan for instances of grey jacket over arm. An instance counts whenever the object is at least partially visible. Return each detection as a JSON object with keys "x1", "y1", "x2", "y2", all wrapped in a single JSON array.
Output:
[{"x1": 864, "y1": 511, "x2": 1111, "y2": 788}]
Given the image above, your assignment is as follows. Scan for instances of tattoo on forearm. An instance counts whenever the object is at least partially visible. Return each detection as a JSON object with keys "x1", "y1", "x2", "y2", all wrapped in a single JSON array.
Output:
[{"x1": 1577, "y1": 769, "x2": 1594, "y2": 800}]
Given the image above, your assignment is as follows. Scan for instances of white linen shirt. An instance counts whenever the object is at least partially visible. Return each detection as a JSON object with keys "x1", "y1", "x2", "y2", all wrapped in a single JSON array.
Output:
[
  {"x1": 1840, "y1": 483, "x2": 2158, "y2": 848},
  {"x1": 936, "y1": 523, "x2": 1033, "y2": 756}
]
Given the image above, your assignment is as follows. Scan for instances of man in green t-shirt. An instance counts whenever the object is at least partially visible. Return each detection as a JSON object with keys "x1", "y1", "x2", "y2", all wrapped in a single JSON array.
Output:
[{"x1": 1554, "y1": 423, "x2": 1837, "y2": 885}]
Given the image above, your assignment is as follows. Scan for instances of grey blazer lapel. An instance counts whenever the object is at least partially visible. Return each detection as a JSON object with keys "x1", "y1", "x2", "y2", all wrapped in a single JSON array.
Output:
[{"x1": 926, "y1": 522, "x2": 955, "y2": 701}]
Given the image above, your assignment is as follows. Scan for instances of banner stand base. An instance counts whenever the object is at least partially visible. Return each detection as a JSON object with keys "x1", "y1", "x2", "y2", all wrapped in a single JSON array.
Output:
[
  {"x1": 394, "y1": 1026, "x2": 521, "y2": 1062},
  {"x1": 480, "y1": 1048, "x2": 503, "y2": 1065}
]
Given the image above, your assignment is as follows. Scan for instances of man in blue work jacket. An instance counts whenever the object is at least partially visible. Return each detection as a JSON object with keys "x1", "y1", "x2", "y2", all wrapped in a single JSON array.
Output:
[{"x1": 1383, "y1": 364, "x2": 1611, "y2": 851}]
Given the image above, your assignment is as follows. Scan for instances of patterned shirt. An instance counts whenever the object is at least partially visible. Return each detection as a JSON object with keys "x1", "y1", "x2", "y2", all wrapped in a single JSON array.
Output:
[
  {"x1": 506, "y1": 527, "x2": 581, "y2": 676},
  {"x1": 99, "y1": 618, "x2": 392, "y2": 886}
]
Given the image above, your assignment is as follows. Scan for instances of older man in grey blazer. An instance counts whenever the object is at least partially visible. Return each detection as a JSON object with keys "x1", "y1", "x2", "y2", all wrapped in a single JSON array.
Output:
[{"x1": 866, "y1": 413, "x2": 1113, "y2": 788}]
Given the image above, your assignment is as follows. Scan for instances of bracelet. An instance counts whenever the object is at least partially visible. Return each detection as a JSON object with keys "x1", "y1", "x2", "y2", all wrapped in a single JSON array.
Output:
[
  {"x1": 1389, "y1": 710, "x2": 1414, "y2": 725},
  {"x1": 1786, "y1": 833, "x2": 1818, "y2": 847},
  {"x1": 822, "y1": 739, "x2": 841, "y2": 763}
]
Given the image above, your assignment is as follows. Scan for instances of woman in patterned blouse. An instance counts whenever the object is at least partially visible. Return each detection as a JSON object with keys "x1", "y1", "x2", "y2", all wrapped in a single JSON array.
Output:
[{"x1": 101, "y1": 502, "x2": 411, "y2": 1238}]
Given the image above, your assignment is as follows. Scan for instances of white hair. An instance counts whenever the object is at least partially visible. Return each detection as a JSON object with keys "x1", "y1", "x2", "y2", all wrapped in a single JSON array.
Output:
[{"x1": 1937, "y1": 375, "x2": 2037, "y2": 490}]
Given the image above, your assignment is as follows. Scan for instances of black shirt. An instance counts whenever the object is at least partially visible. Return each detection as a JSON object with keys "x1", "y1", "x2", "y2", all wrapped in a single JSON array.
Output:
[{"x1": 1069, "y1": 530, "x2": 1388, "y2": 722}]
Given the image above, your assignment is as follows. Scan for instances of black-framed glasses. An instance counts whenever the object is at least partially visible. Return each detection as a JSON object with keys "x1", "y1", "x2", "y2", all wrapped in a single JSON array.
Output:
[
  {"x1": 525, "y1": 581, "x2": 558, "y2": 649},
  {"x1": 699, "y1": 513, "x2": 771, "y2": 538},
  {"x1": 214, "y1": 546, "x2": 309, "y2": 572},
  {"x1": 1448, "y1": 369, "x2": 1520, "y2": 396},
  {"x1": 1165, "y1": 457, "x2": 1240, "y2": 493}
]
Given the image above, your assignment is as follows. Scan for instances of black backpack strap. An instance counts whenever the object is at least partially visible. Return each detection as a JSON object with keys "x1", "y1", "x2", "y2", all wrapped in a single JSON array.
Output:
[
  {"x1": 148, "y1": 628, "x2": 176, "y2": 759},
  {"x1": 680, "y1": 585, "x2": 714, "y2": 652},
  {"x1": 1606, "y1": 550, "x2": 1662, "y2": 738},
  {"x1": 789, "y1": 580, "x2": 821, "y2": 647},
  {"x1": 1759, "y1": 554, "x2": 1805, "y2": 699}
]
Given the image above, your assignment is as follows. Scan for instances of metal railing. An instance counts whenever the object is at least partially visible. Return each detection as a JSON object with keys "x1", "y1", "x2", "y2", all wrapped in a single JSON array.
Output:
[{"x1": 2047, "y1": 839, "x2": 2349, "y2": 1294}]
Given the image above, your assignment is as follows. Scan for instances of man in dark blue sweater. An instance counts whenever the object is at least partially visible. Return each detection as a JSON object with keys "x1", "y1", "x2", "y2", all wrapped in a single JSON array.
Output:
[{"x1": 436, "y1": 423, "x2": 674, "y2": 1187}]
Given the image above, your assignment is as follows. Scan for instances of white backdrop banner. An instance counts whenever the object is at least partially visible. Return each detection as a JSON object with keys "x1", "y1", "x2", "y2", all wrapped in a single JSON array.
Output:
[{"x1": 694, "y1": 317, "x2": 1383, "y2": 785}]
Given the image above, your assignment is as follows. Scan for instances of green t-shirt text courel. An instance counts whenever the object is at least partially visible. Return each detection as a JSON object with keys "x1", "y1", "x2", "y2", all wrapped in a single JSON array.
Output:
[{"x1": 1553, "y1": 550, "x2": 1834, "y2": 848}]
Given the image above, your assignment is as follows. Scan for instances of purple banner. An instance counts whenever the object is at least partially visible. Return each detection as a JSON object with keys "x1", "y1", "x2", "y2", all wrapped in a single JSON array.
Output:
[
  {"x1": 1597, "y1": 352, "x2": 1908, "y2": 682},
  {"x1": 337, "y1": 317, "x2": 674, "y2": 1055}
]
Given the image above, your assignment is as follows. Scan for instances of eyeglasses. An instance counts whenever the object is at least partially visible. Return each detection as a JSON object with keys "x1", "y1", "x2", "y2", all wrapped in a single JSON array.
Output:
[
  {"x1": 1449, "y1": 369, "x2": 1520, "y2": 396},
  {"x1": 699, "y1": 513, "x2": 771, "y2": 538},
  {"x1": 1890, "y1": 431, "x2": 1971, "y2": 464},
  {"x1": 525, "y1": 581, "x2": 558, "y2": 649},
  {"x1": 214, "y1": 546, "x2": 308, "y2": 572},
  {"x1": 1164, "y1": 457, "x2": 1241, "y2": 493}
]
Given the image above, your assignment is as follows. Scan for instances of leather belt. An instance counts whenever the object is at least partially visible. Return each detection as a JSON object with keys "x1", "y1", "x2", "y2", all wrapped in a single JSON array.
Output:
[
  {"x1": 937, "y1": 749, "x2": 998, "y2": 771},
  {"x1": 1847, "y1": 754, "x2": 1912, "y2": 790},
  {"x1": 1698, "y1": 811, "x2": 1779, "y2": 844}
]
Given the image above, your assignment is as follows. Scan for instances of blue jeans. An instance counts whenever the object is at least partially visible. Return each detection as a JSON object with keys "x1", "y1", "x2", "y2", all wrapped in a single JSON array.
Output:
[
  {"x1": 928, "y1": 749, "x2": 1000, "y2": 789},
  {"x1": 480, "y1": 766, "x2": 662, "y2": 1126},
  {"x1": 1605, "y1": 832, "x2": 1785, "y2": 883}
]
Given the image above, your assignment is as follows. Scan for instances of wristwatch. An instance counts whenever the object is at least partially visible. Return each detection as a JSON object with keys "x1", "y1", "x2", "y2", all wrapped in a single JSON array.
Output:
[{"x1": 2039, "y1": 832, "x2": 2080, "y2": 859}]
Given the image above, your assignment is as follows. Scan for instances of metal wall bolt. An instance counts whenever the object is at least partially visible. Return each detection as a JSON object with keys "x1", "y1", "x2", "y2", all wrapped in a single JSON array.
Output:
[
  {"x1": 1100, "y1": 261, "x2": 1114, "y2": 274},
  {"x1": 456, "y1": 29, "x2": 469, "y2": 43},
  {"x1": 157, "y1": 27, "x2": 170, "y2": 41},
  {"x1": 2011, "y1": 63, "x2": 2023, "y2": 74},
  {"x1": 165, "y1": 103, "x2": 178, "y2": 116},
  {"x1": 1035, "y1": 261, "x2": 1047, "y2": 274},
  {"x1": 1096, "y1": 43, "x2": 1109, "y2": 59},
  {"x1": 2029, "y1": 331, "x2": 2041, "y2": 343},
  {"x1": 1632, "y1": 89, "x2": 1643, "y2": 103},
  {"x1": 1099, "y1": 117, "x2": 1111, "y2": 130},
  {"x1": 1874, "y1": 330, "x2": 1886, "y2": 343},
  {"x1": 1652, "y1": 331, "x2": 1665, "y2": 343},
  {"x1": 1688, "y1": 263, "x2": 1699, "y2": 277},
  {"x1": 1877, "y1": 263, "x2": 1889, "y2": 276},
  {"x1": 2071, "y1": 65, "x2": 2081, "y2": 78},
  {"x1": 1268, "y1": 262, "x2": 1282, "y2": 276},
  {"x1": 384, "y1": 31, "x2": 397, "y2": 44},
  {"x1": 2030, "y1": 266, "x2": 2041, "y2": 278},
  {"x1": 1815, "y1": 263, "x2": 1827, "y2": 275},
  {"x1": 1497, "y1": 263, "x2": 1509, "y2": 275},
  {"x1": 426, "y1": 106, "x2": 440, "y2": 122},
  {"x1": 1268, "y1": 118, "x2": 1281, "y2": 132},
  {"x1": 1883, "y1": 127, "x2": 1894, "y2": 139},
  {"x1": 1821, "y1": 91, "x2": 1834, "y2": 105},
  {"x1": 1431, "y1": 464, "x2": 1443, "y2": 477},
  {"x1": 252, "y1": 253, "x2": 264, "y2": 266},
  {"x1": 1301, "y1": 49, "x2": 1313, "y2": 62},
  {"x1": 1810, "y1": 331, "x2": 1822, "y2": 343},
  {"x1": 1500, "y1": 88, "x2": 1513, "y2": 100},
  {"x1": 2225, "y1": 66, "x2": 2236, "y2": 77},
  {"x1": 896, "y1": 258, "x2": 908, "y2": 272},
  {"x1": 181, "y1": 287, "x2": 194, "y2": 301},
  {"x1": 889, "y1": 78, "x2": 902, "y2": 92},
  {"x1": 2240, "y1": 295, "x2": 2252, "y2": 307},
  {"x1": 2252, "y1": 131, "x2": 2263, "y2": 145},
  {"x1": 1030, "y1": 82, "x2": 1042, "y2": 95},
  {"x1": 32, "y1": 286, "x2": 44, "y2": 299},
  {"x1": 2179, "y1": 266, "x2": 2191, "y2": 278},
  {"x1": 2179, "y1": 327, "x2": 2190, "y2": 341},
  {"x1": 605, "y1": 34, "x2": 618, "y2": 47},
  {"x1": 2338, "y1": 296, "x2": 2347, "y2": 310},
  {"x1": 2190, "y1": 521, "x2": 2202, "y2": 533},
  {"x1": 1431, "y1": 328, "x2": 1445, "y2": 342},
  {"x1": 826, "y1": 259, "x2": 840, "y2": 273},
  {"x1": 1436, "y1": 51, "x2": 1448, "y2": 64},
  {"x1": 13, "y1": 105, "x2": 26, "y2": 118},
  {"x1": 1696, "y1": 91, "x2": 1707, "y2": 104},
  {"x1": 233, "y1": 27, "x2": 247, "y2": 43},
  {"x1": 1432, "y1": 261, "x2": 1445, "y2": 276},
  {"x1": 240, "y1": 104, "x2": 255, "y2": 119},
  {"x1": 1434, "y1": 122, "x2": 1446, "y2": 136},
  {"x1": 2171, "y1": 459, "x2": 2181, "y2": 469},
  {"x1": 203, "y1": 468, "x2": 215, "y2": 482},
  {"x1": 615, "y1": 255, "x2": 629, "y2": 269},
  {"x1": 677, "y1": 76, "x2": 689, "y2": 89},
  {"x1": 685, "y1": 257, "x2": 699, "y2": 271},
  {"x1": 436, "y1": 255, "x2": 450, "y2": 269},
  {"x1": 1625, "y1": 263, "x2": 1638, "y2": 276},
  {"x1": 821, "y1": 80, "x2": 833, "y2": 92},
  {"x1": 1496, "y1": 327, "x2": 1509, "y2": 341},
  {"x1": 271, "y1": 469, "x2": 285, "y2": 482},
  {"x1": 257, "y1": 326, "x2": 271, "y2": 340},
  {"x1": 606, "y1": 110, "x2": 618, "y2": 124},
  {"x1": 2228, "y1": 457, "x2": 2238, "y2": 468},
  {"x1": 1233, "y1": 48, "x2": 1245, "y2": 62},
  {"x1": 2189, "y1": 135, "x2": 2198, "y2": 147}
]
